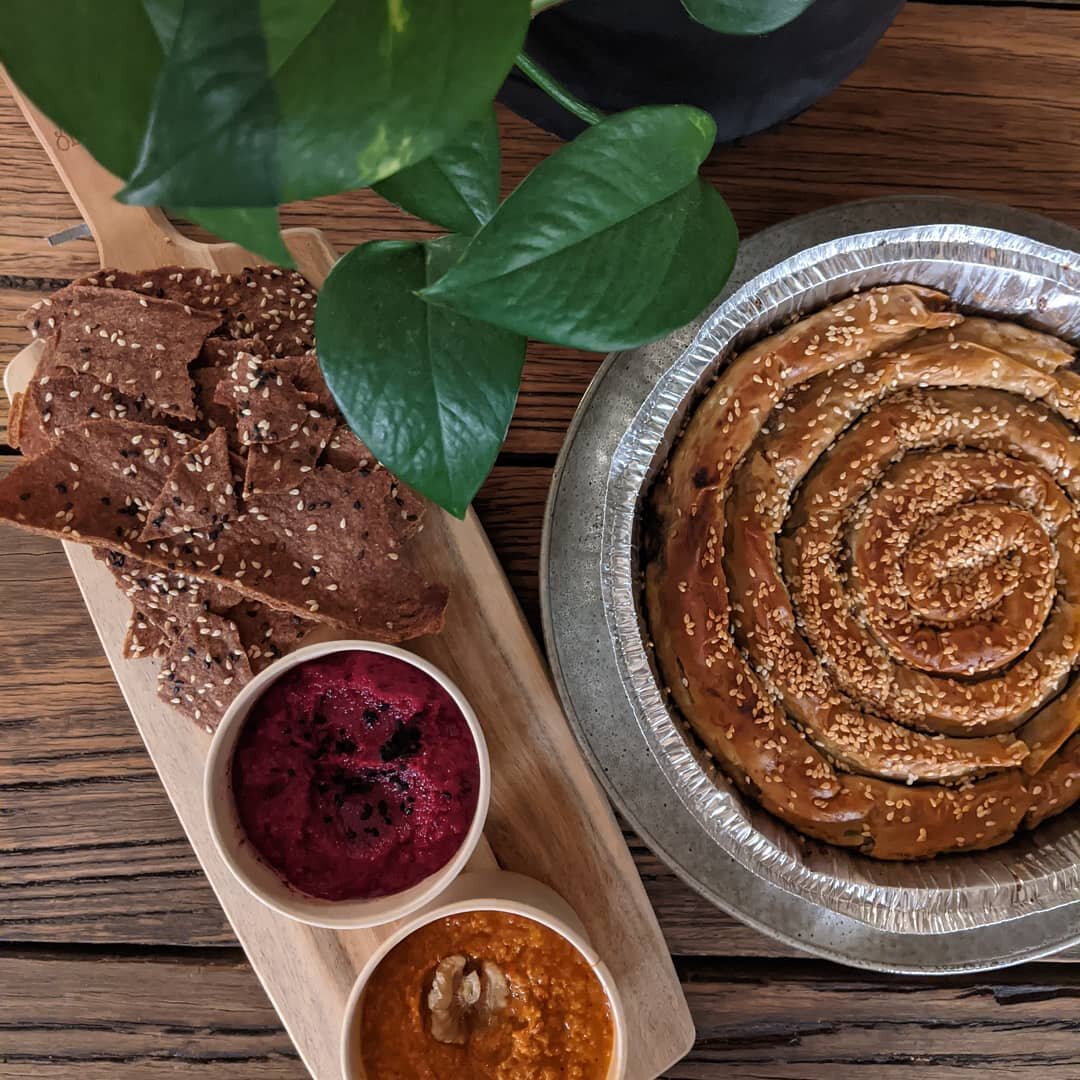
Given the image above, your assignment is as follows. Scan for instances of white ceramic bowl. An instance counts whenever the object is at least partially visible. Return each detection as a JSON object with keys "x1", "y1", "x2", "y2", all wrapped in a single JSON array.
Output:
[
  {"x1": 340, "y1": 869, "x2": 627, "y2": 1080},
  {"x1": 204, "y1": 639, "x2": 490, "y2": 929}
]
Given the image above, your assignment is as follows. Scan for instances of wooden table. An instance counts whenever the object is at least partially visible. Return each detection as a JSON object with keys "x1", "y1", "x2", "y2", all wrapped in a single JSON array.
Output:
[{"x1": 3, "y1": 4, "x2": 1080, "y2": 1076}]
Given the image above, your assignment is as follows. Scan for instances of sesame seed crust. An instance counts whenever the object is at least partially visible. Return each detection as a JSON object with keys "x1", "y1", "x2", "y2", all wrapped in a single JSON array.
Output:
[{"x1": 645, "y1": 284, "x2": 1080, "y2": 859}]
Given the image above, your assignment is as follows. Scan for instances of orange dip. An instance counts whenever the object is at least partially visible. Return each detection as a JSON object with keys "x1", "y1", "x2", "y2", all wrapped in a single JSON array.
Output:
[{"x1": 358, "y1": 911, "x2": 614, "y2": 1079}]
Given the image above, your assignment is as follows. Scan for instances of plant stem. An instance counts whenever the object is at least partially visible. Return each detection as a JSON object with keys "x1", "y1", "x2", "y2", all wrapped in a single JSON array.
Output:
[{"x1": 514, "y1": 52, "x2": 603, "y2": 126}]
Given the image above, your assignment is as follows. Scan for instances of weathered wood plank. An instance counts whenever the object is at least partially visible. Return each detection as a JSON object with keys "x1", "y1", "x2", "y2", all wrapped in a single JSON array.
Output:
[
  {"x1": 671, "y1": 957, "x2": 1080, "y2": 1078},
  {"x1": 6, "y1": 949, "x2": 1080, "y2": 1079},
  {"x1": 0, "y1": 948, "x2": 302, "y2": 1078},
  {"x1": 0, "y1": 91, "x2": 98, "y2": 280}
]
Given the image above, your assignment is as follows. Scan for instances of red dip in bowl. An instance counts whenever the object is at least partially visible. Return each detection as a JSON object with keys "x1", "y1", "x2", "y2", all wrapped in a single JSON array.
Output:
[{"x1": 231, "y1": 651, "x2": 480, "y2": 902}]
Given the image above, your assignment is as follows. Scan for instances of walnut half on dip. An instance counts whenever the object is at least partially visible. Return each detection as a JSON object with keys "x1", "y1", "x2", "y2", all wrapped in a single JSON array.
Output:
[
  {"x1": 426, "y1": 954, "x2": 509, "y2": 1044},
  {"x1": 356, "y1": 910, "x2": 615, "y2": 1079}
]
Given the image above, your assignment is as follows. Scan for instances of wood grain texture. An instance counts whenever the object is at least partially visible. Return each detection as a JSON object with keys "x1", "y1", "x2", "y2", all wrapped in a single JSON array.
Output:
[
  {"x1": 7, "y1": 948, "x2": 1080, "y2": 1079},
  {"x1": 0, "y1": 948, "x2": 301, "y2": 1078},
  {"x1": 671, "y1": 957, "x2": 1080, "y2": 1078}
]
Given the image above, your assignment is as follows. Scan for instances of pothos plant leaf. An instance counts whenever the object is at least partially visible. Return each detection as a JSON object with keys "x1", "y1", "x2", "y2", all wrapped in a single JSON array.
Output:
[
  {"x1": 0, "y1": 0, "x2": 161, "y2": 179},
  {"x1": 118, "y1": 0, "x2": 530, "y2": 209},
  {"x1": 141, "y1": 0, "x2": 183, "y2": 50},
  {"x1": 420, "y1": 106, "x2": 738, "y2": 352},
  {"x1": 317, "y1": 237, "x2": 527, "y2": 518},
  {"x1": 374, "y1": 107, "x2": 501, "y2": 235},
  {"x1": 147, "y1": 3, "x2": 291, "y2": 262},
  {"x1": 0, "y1": 1, "x2": 292, "y2": 265},
  {"x1": 173, "y1": 206, "x2": 294, "y2": 267},
  {"x1": 680, "y1": 0, "x2": 815, "y2": 35}
]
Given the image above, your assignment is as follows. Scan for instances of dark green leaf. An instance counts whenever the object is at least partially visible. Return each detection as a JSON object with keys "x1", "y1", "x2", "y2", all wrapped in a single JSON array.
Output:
[
  {"x1": 147, "y1": 3, "x2": 289, "y2": 262},
  {"x1": 142, "y1": 0, "x2": 183, "y2": 50},
  {"x1": 174, "y1": 206, "x2": 294, "y2": 267},
  {"x1": 420, "y1": 106, "x2": 738, "y2": 351},
  {"x1": 317, "y1": 237, "x2": 526, "y2": 518},
  {"x1": 119, "y1": 0, "x2": 530, "y2": 208},
  {"x1": 0, "y1": 3, "x2": 292, "y2": 268},
  {"x1": 374, "y1": 108, "x2": 500, "y2": 235},
  {"x1": 0, "y1": 0, "x2": 161, "y2": 178},
  {"x1": 681, "y1": 0, "x2": 815, "y2": 35}
]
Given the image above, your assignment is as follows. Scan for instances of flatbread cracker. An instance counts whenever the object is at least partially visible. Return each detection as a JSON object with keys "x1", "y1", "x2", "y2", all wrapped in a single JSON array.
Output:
[
  {"x1": 0, "y1": 419, "x2": 193, "y2": 545},
  {"x1": 213, "y1": 353, "x2": 332, "y2": 447},
  {"x1": 0, "y1": 427, "x2": 444, "y2": 639},
  {"x1": 226, "y1": 267, "x2": 316, "y2": 356},
  {"x1": 102, "y1": 550, "x2": 312, "y2": 673},
  {"x1": 139, "y1": 428, "x2": 238, "y2": 541},
  {"x1": 322, "y1": 424, "x2": 375, "y2": 472},
  {"x1": 157, "y1": 611, "x2": 253, "y2": 731},
  {"x1": 28, "y1": 368, "x2": 168, "y2": 438},
  {"x1": 26, "y1": 268, "x2": 243, "y2": 334},
  {"x1": 224, "y1": 600, "x2": 314, "y2": 671},
  {"x1": 192, "y1": 364, "x2": 238, "y2": 435},
  {"x1": 8, "y1": 265, "x2": 447, "y2": 733},
  {"x1": 24, "y1": 266, "x2": 316, "y2": 358},
  {"x1": 244, "y1": 438, "x2": 323, "y2": 495},
  {"x1": 50, "y1": 286, "x2": 219, "y2": 419},
  {"x1": 196, "y1": 335, "x2": 268, "y2": 370},
  {"x1": 123, "y1": 602, "x2": 172, "y2": 659},
  {"x1": 7, "y1": 390, "x2": 25, "y2": 451},
  {"x1": 272, "y1": 354, "x2": 338, "y2": 413},
  {"x1": 9, "y1": 383, "x2": 54, "y2": 458}
]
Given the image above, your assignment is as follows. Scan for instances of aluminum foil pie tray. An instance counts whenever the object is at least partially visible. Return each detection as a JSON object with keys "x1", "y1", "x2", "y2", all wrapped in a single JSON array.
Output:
[{"x1": 541, "y1": 196, "x2": 1080, "y2": 973}]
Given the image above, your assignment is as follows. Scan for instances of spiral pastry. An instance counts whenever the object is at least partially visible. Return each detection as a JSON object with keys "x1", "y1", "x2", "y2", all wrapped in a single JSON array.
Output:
[{"x1": 645, "y1": 286, "x2": 1080, "y2": 859}]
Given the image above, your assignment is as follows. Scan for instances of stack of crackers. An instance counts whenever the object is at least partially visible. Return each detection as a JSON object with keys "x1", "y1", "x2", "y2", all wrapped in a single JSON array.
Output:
[{"x1": 0, "y1": 266, "x2": 447, "y2": 730}]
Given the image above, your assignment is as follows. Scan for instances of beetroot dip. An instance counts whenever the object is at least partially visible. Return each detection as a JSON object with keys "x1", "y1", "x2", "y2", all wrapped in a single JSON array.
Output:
[{"x1": 231, "y1": 651, "x2": 481, "y2": 901}]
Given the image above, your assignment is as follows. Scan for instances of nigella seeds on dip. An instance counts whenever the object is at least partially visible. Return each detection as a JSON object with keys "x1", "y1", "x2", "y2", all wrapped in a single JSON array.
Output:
[{"x1": 231, "y1": 650, "x2": 481, "y2": 901}]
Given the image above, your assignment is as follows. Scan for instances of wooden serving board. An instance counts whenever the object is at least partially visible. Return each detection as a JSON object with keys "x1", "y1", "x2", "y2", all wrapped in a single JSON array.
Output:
[{"x1": 1, "y1": 81, "x2": 694, "y2": 1079}]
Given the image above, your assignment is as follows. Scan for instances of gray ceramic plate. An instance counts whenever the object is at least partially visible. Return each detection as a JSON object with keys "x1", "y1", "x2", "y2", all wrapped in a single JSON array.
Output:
[{"x1": 541, "y1": 196, "x2": 1080, "y2": 973}]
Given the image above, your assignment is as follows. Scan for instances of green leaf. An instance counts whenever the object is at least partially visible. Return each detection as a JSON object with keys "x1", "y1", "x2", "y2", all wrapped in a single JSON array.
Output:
[
  {"x1": 374, "y1": 108, "x2": 501, "y2": 235},
  {"x1": 174, "y1": 206, "x2": 294, "y2": 267},
  {"x1": 145, "y1": 2, "x2": 290, "y2": 261},
  {"x1": 681, "y1": 0, "x2": 815, "y2": 35},
  {"x1": 142, "y1": 0, "x2": 183, "y2": 49},
  {"x1": 420, "y1": 106, "x2": 738, "y2": 352},
  {"x1": 317, "y1": 237, "x2": 526, "y2": 518},
  {"x1": 0, "y1": 0, "x2": 162, "y2": 178},
  {"x1": 118, "y1": 0, "x2": 530, "y2": 208},
  {"x1": 0, "y1": 3, "x2": 292, "y2": 269}
]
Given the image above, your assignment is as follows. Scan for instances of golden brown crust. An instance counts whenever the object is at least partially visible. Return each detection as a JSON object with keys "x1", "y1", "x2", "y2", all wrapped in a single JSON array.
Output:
[
  {"x1": 916, "y1": 316, "x2": 1076, "y2": 373},
  {"x1": 646, "y1": 285, "x2": 1080, "y2": 860}
]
